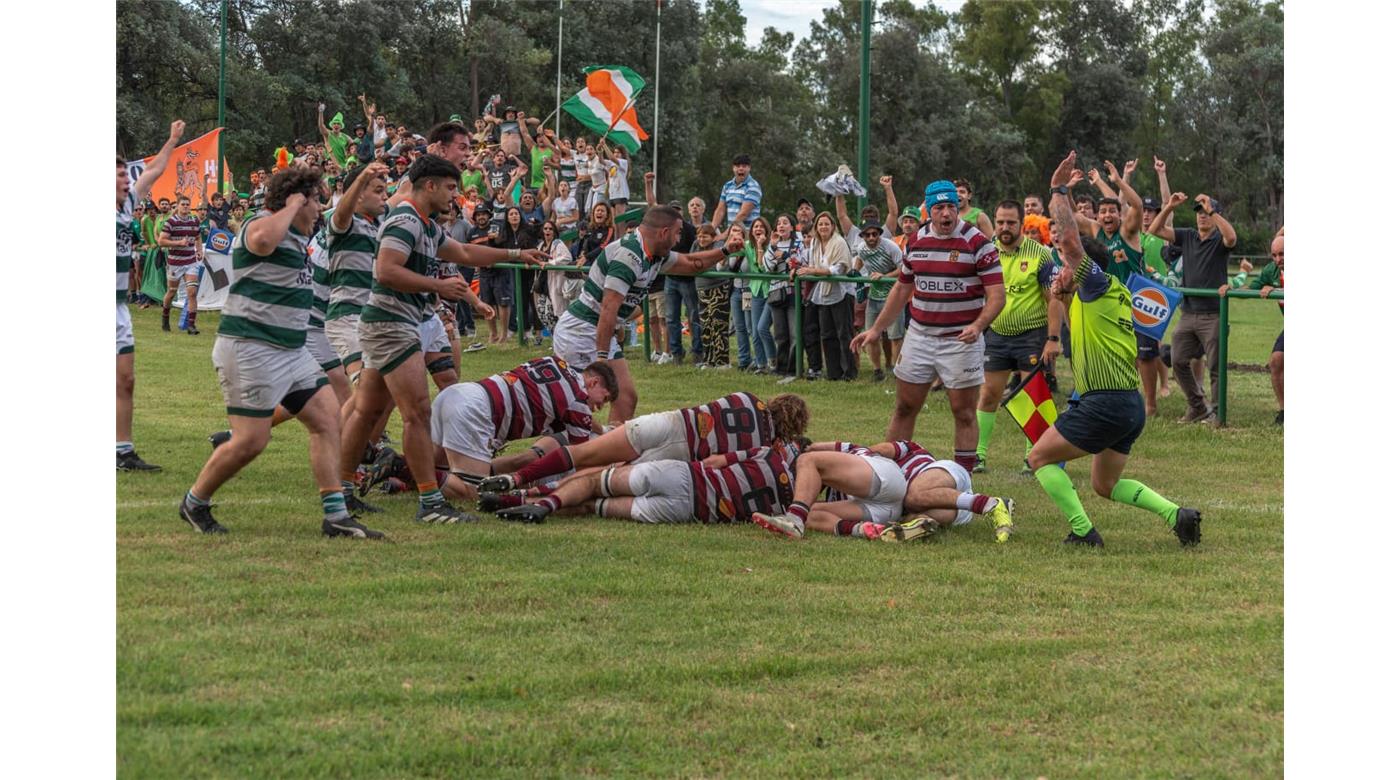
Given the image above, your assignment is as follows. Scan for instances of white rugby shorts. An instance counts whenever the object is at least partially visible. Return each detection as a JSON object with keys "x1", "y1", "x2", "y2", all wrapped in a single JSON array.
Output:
[{"x1": 893, "y1": 323, "x2": 985, "y2": 389}]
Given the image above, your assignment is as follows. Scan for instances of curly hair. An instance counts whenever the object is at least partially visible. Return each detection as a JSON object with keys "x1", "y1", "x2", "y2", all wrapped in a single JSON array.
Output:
[
  {"x1": 264, "y1": 166, "x2": 324, "y2": 212},
  {"x1": 766, "y1": 393, "x2": 810, "y2": 443}
]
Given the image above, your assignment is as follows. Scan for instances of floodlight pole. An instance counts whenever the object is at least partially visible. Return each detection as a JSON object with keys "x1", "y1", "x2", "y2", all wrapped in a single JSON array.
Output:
[
  {"x1": 857, "y1": 0, "x2": 872, "y2": 211},
  {"x1": 217, "y1": 0, "x2": 228, "y2": 194}
]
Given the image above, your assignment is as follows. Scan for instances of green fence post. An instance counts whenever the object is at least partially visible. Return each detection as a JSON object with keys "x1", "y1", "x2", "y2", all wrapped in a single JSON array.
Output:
[
  {"x1": 514, "y1": 265, "x2": 526, "y2": 347},
  {"x1": 794, "y1": 290, "x2": 805, "y2": 377},
  {"x1": 1217, "y1": 292, "x2": 1229, "y2": 426}
]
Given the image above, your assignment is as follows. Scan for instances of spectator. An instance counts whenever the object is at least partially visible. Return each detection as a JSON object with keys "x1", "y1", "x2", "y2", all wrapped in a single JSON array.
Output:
[
  {"x1": 599, "y1": 141, "x2": 631, "y2": 219},
  {"x1": 692, "y1": 224, "x2": 731, "y2": 369},
  {"x1": 1251, "y1": 233, "x2": 1284, "y2": 424},
  {"x1": 227, "y1": 202, "x2": 246, "y2": 234},
  {"x1": 449, "y1": 206, "x2": 495, "y2": 352},
  {"x1": 852, "y1": 219, "x2": 905, "y2": 382},
  {"x1": 746, "y1": 217, "x2": 776, "y2": 373},
  {"x1": 523, "y1": 126, "x2": 559, "y2": 191},
  {"x1": 316, "y1": 103, "x2": 355, "y2": 169},
  {"x1": 725, "y1": 223, "x2": 753, "y2": 371},
  {"x1": 541, "y1": 220, "x2": 578, "y2": 321},
  {"x1": 1074, "y1": 193, "x2": 1096, "y2": 220},
  {"x1": 480, "y1": 206, "x2": 522, "y2": 345},
  {"x1": 765, "y1": 213, "x2": 802, "y2": 380},
  {"x1": 801, "y1": 211, "x2": 857, "y2": 381},
  {"x1": 498, "y1": 106, "x2": 524, "y2": 156},
  {"x1": 206, "y1": 191, "x2": 230, "y2": 231},
  {"x1": 582, "y1": 143, "x2": 609, "y2": 213},
  {"x1": 712, "y1": 154, "x2": 762, "y2": 230},
  {"x1": 574, "y1": 202, "x2": 614, "y2": 268},
  {"x1": 954, "y1": 178, "x2": 994, "y2": 239},
  {"x1": 1146, "y1": 191, "x2": 1238, "y2": 424},
  {"x1": 550, "y1": 180, "x2": 579, "y2": 232}
]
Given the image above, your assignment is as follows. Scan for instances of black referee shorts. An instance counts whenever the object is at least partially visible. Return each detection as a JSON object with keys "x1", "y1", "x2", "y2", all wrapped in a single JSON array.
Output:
[
  {"x1": 1054, "y1": 390, "x2": 1145, "y2": 455},
  {"x1": 984, "y1": 327, "x2": 1047, "y2": 373}
]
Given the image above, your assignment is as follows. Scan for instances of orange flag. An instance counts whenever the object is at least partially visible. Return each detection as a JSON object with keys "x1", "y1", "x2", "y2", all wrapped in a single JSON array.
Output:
[{"x1": 135, "y1": 128, "x2": 230, "y2": 206}]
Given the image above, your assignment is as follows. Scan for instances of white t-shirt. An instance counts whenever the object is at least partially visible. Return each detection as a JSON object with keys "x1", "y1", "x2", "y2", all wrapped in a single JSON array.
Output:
[
  {"x1": 552, "y1": 195, "x2": 578, "y2": 227},
  {"x1": 844, "y1": 224, "x2": 893, "y2": 251},
  {"x1": 588, "y1": 157, "x2": 607, "y2": 191},
  {"x1": 606, "y1": 158, "x2": 630, "y2": 202}
]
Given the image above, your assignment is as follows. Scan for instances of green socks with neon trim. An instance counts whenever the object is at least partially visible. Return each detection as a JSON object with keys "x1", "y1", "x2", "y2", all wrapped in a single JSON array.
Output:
[
  {"x1": 1110, "y1": 479, "x2": 1180, "y2": 526},
  {"x1": 975, "y1": 410, "x2": 996, "y2": 459},
  {"x1": 1035, "y1": 464, "x2": 1092, "y2": 536}
]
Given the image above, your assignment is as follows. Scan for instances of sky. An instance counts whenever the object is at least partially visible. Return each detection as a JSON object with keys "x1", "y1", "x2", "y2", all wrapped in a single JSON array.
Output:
[{"x1": 738, "y1": 0, "x2": 962, "y2": 49}]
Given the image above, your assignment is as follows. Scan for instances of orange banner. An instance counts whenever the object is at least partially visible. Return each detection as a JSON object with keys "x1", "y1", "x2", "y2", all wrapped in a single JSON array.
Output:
[{"x1": 136, "y1": 128, "x2": 231, "y2": 206}]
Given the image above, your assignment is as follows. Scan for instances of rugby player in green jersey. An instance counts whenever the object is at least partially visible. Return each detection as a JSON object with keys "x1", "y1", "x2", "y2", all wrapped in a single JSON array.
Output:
[{"x1": 1028, "y1": 152, "x2": 1202, "y2": 549}]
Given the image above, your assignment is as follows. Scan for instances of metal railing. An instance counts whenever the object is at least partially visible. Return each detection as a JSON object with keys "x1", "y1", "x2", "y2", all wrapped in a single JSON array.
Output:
[{"x1": 496, "y1": 264, "x2": 1281, "y2": 426}]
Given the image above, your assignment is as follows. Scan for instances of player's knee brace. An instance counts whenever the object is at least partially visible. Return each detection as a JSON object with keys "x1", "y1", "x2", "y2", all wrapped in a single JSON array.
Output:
[
  {"x1": 426, "y1": 356, "x2": 455, "y2": 375},
  {"x1": 594, "y1": 498, "x2": 608, "y2": 516},
  {"x1": 599, "y1": 466, "x2": 616, "y2": 498}
]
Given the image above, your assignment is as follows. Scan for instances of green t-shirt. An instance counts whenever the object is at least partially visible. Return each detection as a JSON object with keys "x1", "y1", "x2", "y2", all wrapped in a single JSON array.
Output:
[
  {"x1": 460, "y1": 169, "x2": 485, "y2": 198},
  {"x1": 530, "y1": 147, "x2": 553, "y2": 190},
  {"x1": 325, "y1": 131, "x2": 353, "y2": 168},
  {"x1": 961, "y1": 206, "x2": 983, "y2": 226},
  {"x1": 990, "y1": 237, "x2": 1055, "y2": 336},
  {"x1": 1096, "y1": 227, "x2": 1144, "y2": 286},
  {"x1": 1068, "y1": 258, "x2": 1140, "y2": 393},
  {"x1": 1140, "y1": 232, "x2": 1168, "y2": 280}
]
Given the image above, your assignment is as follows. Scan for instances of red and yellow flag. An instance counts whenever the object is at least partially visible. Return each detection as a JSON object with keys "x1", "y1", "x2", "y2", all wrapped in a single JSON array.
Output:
[
  {"x1": 135, "y1": 128, "x2": 231, "y2": 206},
  {"x1": 1002, "y1": 364, "x2": 1058, "y2": 444}
]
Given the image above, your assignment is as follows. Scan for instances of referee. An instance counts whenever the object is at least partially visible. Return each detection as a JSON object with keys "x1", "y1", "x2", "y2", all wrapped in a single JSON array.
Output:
[{"x1": 1027, "y1": 152, "x2": 1201, "y2": 548}]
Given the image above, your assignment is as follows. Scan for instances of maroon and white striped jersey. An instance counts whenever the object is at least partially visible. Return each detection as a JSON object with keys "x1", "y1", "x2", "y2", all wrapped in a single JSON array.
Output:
[
  {"x1": 827, "y1": 440, "x2": 938, "y2": 499},
  {"x1": 679, "y1": 392, "x2": 774, "y2": 459},
  {"x1": 687, "y1": 443, "x2": 800, "y2": 523},
  {"x1": 897, "y1": 220, "x2": 1002, "y2": 335},
  {"x1": 476, "y1": 356, "x2": 595, "y2": 445}
]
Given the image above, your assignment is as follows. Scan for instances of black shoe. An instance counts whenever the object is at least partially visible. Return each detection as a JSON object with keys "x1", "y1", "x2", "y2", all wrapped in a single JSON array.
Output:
[
  {"x1": 1172, "y1": 508, "x2": 1202, "y2": 547},
  {"x1": 415, "y1": 500, "x2": 478, "y2": 524},
  {"x1": 161, "y1": 314, "x2": 171, "y2": 332},
  {"x1": 805, "y1": 369, "x2": 822, "y2": 381},
  {"x1": 345, "y1": 491, "x2": 383, "y2": 514},
  {"x1": 359, "y1": 447, "x2": 400, "y2": 496},
  {"x1": 478, "y1": 473, "x2": 518, "y2": 494},
  {"x1": 870, "y1": 369, "x2": 885, "y2": 382},
  {"x1": 477, "y1": 490, "x2": 529, "y2": 513},
  {"x1": 1063, "y1": 528, "x2": 1104, "y2": 547},
  {"x1": 180, "y1": 500, "x2": 228, "y2": 534},
  {"x1": 209, "y1": 430, "x2": 231, "y2": 450},
  {"x1": 322, "y1": 516, "x2": 385, "y2": 539},
  {"x1": 497, "y1": 504, "x2": 550, "y2": 524},
  {"x1": 187, "y1": 326, "x2": 200, "y2": 335},
  {"x1": 117, "y1": 450, "x2": 162, "y2": 472},
  {"x1": 1274, "y1": 410, "x2": 1284, "y2": 426}
]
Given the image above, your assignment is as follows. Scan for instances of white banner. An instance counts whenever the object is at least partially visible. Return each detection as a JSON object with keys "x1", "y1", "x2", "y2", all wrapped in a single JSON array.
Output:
[{"x1": 172, "y1": 250, "x2": 232, "y2": 312}]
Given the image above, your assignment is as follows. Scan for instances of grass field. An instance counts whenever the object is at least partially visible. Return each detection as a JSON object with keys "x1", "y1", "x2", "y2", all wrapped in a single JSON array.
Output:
[{"x1": 117, "y1": 300, "x2": 1283, "y2": 778}]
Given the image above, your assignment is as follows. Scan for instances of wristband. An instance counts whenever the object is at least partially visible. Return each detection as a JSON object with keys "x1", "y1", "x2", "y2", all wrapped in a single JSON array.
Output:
[
  {"x1": 1052, "y1": 185, "x2": 1069, "y2": 196},
  {"x1": 596, "y1": 350, "x2": 610, "y2": 361},
  {"x1": 508, "y1": 248, "x2": 520, "y2": 260},
  {"x1": 1047, "y1": 335, "x2": 1060, "y2": 342}
]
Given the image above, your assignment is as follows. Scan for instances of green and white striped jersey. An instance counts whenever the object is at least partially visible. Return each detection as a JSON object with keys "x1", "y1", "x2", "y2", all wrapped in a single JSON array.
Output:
[
  {"x1": 308, "y1": 229, "x2": 330, "y2": 330},
  {"x1": 117, "y1": 192, "x2": 136, "y2": 303},
  {"x1": 564, "y1": 232, "x2": 679, "y2": 325},
  {"x1": 326, "y1": 212, "x2": 379, "y2": 320},
  {"x1": 220, "y1": 212, "x2": 313, "y2": 349},
  {"x1": 362, "y1": 203, "x2": 445, "y2": 325}
]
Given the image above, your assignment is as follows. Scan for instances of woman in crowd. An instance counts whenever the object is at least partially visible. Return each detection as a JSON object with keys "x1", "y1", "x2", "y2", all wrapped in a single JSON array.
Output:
[
  {"x1": 800, "y1": 212, "x2": 858, "y2": 381},
  {"x1": 598, "y1": 142, "x2": 630, "y2": 219},
  {"x1": 540, "y1": 220, "x2": 578, "y2": 324},
  {"x1": 745, "y1": 217, "x2": 776, "y2": 374},
  {"x1": 692, "y1": 224, "x2": 731, "y2": 369},
  {"x1": 574, "y1": 202, "x2": 614, "y2": 268},
  {"x1": 764, "y1": 214, "x2": 802, "y2": 379},
  {"x1": 724, "y1": 223, "x2": 753, "y2": 370},
  {"x1": 551, "y1": 180, "x2": 579, "y2": 233},
  {"x1": 484, "y1": 206, "x2": 530, "y2": 345}
]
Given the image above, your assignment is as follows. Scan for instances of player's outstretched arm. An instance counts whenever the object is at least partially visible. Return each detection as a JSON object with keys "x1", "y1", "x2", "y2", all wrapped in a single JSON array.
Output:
[
  {"x1": 1049, "y1": 152, "x2": 1085, "y2": 272},
  {"x1": 439, "y1": 236, "x2": 547, "y2": 269},
  {"x1": 1107, "y1": 160, "x2": 1144, "y2": 240},
  {"x1": 134, "y1": 120, "x2": 186, "y2": 205}
]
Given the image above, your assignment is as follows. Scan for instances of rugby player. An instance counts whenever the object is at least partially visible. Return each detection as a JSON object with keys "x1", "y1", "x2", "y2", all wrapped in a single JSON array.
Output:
[
  {"x1": 478, "y1": 392, "x2": 810, "y2": 494},
  {"x1": 550, "y1": 206, "x2": 747, "y2": 426},
  {"x1": 1031, "y1": 152, "x2": 1202, "y2": 548},
  {"x1": 851, "y1": 180, "x2": 1005, "y2": 473},
  {"x1": 430, "y1": 357, "x2": 617, "y2": 502},
  {"x1": 337, "y1": 154, "x2": 545, "y2": 525},
  {"x1": 157, "y1": 195, "x2": 204, "y2": 334},
  {"x1": 495, "y1": 441, "x2": 804, "y2": 525},
  {"x1": 974, "y1": 200, "x2": 1062, "y2": 475},
  {"x1": 179, "y1": 166, "x2": 382, "y2": 539},
  {"x1": 117, "y1": 118, "x2": 184, "y2": 472}
]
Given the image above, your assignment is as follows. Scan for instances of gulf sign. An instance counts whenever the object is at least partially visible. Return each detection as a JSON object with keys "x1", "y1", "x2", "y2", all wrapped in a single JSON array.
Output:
[
  {"x1": 1126, "y1": 273, "x2": 1182, "y2": 341},
  {"x1": 206, "y1": 229, "x2": 234, "y2": 254}
]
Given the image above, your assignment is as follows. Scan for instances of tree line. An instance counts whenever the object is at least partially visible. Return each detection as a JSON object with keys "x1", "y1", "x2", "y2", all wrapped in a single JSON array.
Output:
[{"x1": 117, "y1": 0, "x2": 1282, "y2": 251}]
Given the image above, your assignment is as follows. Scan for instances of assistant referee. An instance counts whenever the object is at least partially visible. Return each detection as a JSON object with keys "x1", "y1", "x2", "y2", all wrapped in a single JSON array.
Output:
[{"x1": 1026, "y1": 151, "x2": 1201, "y2": 549}]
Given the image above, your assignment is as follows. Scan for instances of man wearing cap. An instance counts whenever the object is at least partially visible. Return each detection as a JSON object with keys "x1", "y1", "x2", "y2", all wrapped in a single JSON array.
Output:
[
  {"x1": 712, "y1": 154, "x2": 763, "y2": 230},
  {"x1": 852, "y1": 219, "x2": 905, "y2": 381},
  {"x1": 1147, "y1": 190, "x2": 1237, "y2": 423},
  {"x1": 853, "y1": 180, "x2": 1004, "y2": 473},
  {"x1": 317, "y1": 102, "x2": 355, "y2": 169}
]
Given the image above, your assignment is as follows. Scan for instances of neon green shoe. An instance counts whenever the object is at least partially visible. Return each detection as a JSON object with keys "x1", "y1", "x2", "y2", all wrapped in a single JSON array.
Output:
[
  {"x1": 884, "y1": 516, "x2": 938, "y2": 542},
  {"x1": 972, "y1": 456, "x2": 988, "y2": 474},
  {"x1": 988, "y1": 497, "x2": 1016, "y2": 543}
]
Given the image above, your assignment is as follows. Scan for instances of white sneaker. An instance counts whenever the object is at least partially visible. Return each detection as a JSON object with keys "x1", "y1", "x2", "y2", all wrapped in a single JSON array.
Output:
[
  {"x1": 752, "y1": 511, "x2": 804, "y2": 539},
  {"x1": 656, "y1": 353, "x2": 675, "y2": 365},
  {"x1": 650, "y1": 351, "x2": 662, "y2": 363}
]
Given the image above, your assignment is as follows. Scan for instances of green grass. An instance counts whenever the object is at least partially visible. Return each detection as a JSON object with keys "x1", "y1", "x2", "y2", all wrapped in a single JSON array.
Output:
[{"x1": 118, "y1": 301, "x2": 1283, "y2": 778}]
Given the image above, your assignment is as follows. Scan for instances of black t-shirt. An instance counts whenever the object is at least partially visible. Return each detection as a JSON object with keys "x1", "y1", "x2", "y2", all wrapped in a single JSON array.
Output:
[{"x1": 1174, "y1": 227, "x2": 1232, "y2": 313}]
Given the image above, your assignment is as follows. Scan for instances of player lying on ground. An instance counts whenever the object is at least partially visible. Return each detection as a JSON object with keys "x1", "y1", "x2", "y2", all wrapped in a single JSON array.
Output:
[
  {"x1": 478, "y1": 392, "x2": 810, "y2": 493},
  {"x1": 493, "y1": 441, "x2": 805, "y2": 525},
  {"x1": 813, "y1": 440, "x2": 1016, "y2": 542},
  {"x1": 1031, "y1": 151, "x2": 1201, "y2": 548},
  {"x1": 426, "y1": 356, "x2": 617, "y2": 502},
  {"x1": 751, "y1": 443, "x2": 1012, "y2": 542}
]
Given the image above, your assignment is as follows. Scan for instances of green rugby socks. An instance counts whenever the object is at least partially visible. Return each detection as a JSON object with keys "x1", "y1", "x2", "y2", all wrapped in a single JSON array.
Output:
[
  {"x1": 976, "y1": 410, "x2": 996, "y2": 459},
  {"x1": 1110, "y1": 479, "x2": 1180, "y2": 526},
  {"x1": 1035, "y1": 464, "x2": 1092, "y2": 536}
]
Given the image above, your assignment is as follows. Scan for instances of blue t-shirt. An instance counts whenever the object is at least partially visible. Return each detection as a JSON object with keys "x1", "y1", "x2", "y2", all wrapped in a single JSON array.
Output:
[{"x1": 720, "y1": 175, "x2": 763, "y2": 228}]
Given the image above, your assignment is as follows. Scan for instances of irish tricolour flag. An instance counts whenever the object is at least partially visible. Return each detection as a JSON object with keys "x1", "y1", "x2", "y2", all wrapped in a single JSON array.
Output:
[{"x1": 562, "y1": 66, "x2": 650, "y2": 153}]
